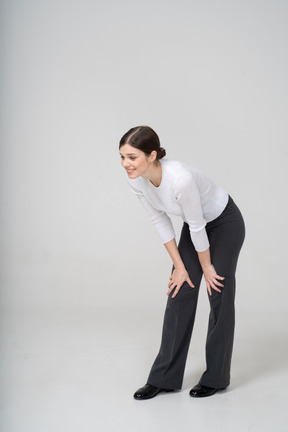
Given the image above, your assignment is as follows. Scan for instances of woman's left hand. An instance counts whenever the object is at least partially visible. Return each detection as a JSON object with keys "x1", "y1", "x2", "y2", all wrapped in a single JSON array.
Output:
[{"x1": 203, "y1": 265, "x2": 225, "y2": 296}]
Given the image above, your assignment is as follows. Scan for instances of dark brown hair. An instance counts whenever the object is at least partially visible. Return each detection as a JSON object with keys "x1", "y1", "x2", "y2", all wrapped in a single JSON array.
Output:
[{"x1": 119, "y1": 126, "x2": 166, "y2": 160}]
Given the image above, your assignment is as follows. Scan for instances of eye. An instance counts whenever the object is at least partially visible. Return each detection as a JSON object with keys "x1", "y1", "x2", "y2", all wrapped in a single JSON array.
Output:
[{"x1": 130, "y1": 157, "x2": 136, "y2": 160}]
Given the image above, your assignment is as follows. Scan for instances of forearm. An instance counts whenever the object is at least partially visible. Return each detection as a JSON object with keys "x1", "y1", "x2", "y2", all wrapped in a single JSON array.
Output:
[
  {"x1": 164, "y1": 238, "x2": 185, "y2": 269},
  {"x1": 198, "y1": 247, "x2": 224, "y2": 296},
  {"x1": 197, "y1": 248, "x2": 212, "y2": 271},
  {"x1": 164, "y1": 238, "x2": 194, "y2": 297}
]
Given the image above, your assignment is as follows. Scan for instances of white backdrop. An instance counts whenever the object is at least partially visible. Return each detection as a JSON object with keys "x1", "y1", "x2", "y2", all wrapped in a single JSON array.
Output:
[{"x1": 1, "y1": 0, "x2": 287, "y2": 319}]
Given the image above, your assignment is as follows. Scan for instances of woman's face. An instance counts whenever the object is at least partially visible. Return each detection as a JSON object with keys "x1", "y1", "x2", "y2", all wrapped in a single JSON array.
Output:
[{"x1": 120, "y1": 143, "x2": 155, "y2": 179}]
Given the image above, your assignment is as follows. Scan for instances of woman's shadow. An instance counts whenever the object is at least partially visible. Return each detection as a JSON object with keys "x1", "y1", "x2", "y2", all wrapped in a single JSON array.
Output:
[
  {"x1": 232, "y1": 321, "x2": 288, "y2": 388},
  {"x1": 182, "y1": 312, "x2": 288, "y2": 390}
]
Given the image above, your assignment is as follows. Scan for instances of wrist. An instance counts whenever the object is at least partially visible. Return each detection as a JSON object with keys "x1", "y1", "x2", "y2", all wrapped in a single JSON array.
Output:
[
  {"x1": 174, "y1": 263, "x2": 185, "y2": 271},
  {"x1": 202, "y1": 263, "x2": 212, "y2": 272}
]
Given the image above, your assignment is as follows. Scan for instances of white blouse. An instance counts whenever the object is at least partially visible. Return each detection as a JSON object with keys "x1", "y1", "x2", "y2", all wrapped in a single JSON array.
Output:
[{"x1": 127, "y1": 159, "x2": 228, "y2": 252}]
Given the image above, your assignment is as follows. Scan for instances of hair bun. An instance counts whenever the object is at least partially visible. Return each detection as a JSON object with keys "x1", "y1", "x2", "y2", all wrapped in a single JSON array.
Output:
[{"x1": 159, "y1": 147, "x2": 166, "y2": 159}]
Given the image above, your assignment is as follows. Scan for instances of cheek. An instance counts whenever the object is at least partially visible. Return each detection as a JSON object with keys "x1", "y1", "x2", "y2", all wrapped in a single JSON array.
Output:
[{"x1": 137, "y1": 160, "x2": 145, "y2": 169}]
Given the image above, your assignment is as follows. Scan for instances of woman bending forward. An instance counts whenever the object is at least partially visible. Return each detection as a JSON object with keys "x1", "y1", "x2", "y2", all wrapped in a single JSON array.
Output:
[{"x1": 119, "y1": 126, "x2": 245, "y2": 400}]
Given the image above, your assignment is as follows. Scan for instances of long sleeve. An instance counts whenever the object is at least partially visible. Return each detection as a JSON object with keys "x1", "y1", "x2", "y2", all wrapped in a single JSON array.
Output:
[
  {"x1": 173, "y1": 174, "x2": 210, "y2": 252},
  {"x1": 126, "y1": 159, "x2": 228, "y2": 252},
  {"x1": 137, "y1": 195, "x2": 176, "y2": 244}
]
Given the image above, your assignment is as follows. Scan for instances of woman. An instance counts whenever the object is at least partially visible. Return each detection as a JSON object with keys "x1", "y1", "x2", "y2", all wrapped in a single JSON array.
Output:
[{"x1": 119, "y1": 126, "x2": 245, "y2": 400}]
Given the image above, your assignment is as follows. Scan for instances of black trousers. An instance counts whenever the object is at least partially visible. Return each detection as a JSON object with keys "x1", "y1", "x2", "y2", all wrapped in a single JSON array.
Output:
[{"x1": 147, "y1": 196, "x2": 245, "y2": 390}]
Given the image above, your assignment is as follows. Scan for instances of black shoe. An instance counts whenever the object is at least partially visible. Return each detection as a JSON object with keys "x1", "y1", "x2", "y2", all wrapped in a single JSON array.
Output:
[
  {"x1": 189, "y1": 384, "x2": 226, "y2": 398},
  {"x1": 133, "y1": 384, "x2": 173, "y2": 400}
]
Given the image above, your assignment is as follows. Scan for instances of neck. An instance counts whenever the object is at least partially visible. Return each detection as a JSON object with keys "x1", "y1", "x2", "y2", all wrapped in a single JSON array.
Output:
[{"x1": 146, "y1": 161, "x2": 162, "y2": 187}]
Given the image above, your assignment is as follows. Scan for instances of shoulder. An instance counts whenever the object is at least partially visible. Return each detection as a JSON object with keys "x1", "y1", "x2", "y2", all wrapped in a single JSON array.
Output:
[
  {"x1": 162, "y1": 159, "x2": 196, "y2": 175},
  {"x1": 163, "y1": 159, "x2": 197, "y2": 188},
  {"x1": 162, "y1": 160, "x2": 202, "y2": 201}
]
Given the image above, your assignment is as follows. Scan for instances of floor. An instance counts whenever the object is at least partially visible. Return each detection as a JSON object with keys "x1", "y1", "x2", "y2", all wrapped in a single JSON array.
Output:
[{"x1": 0, "y1": 303, "x2": 287, "y2": 432}]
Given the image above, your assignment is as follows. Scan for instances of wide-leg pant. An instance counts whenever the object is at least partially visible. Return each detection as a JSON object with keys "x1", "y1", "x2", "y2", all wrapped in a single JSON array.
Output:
[{"x1": 147, "y1": 196, "x2": 245, "y2": 390}]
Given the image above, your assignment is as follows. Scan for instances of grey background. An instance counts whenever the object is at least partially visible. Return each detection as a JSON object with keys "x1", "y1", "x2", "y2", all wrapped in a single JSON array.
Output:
[
  {"x1": 1, "y1": 0, "x2": 287, "y2": 312},
  {"x1": 0, "y1": 1, "x2": 287, "y2": 431}
]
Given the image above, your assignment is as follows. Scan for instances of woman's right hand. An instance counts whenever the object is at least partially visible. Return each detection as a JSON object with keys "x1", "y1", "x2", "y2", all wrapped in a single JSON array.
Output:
[{"x1": 167, "y1": 266, "x2": 194, "y2": 298}]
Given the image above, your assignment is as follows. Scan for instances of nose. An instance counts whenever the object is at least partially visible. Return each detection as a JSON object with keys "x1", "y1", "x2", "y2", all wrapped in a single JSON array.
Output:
[{"x1": 122, "y1": 158, "x2": 129, "y2": 168}]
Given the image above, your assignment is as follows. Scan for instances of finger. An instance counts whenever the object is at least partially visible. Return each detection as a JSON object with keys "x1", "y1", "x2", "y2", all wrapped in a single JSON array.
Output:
[
  {"x1": 210, "y1": 282, "x2": 222, "y2": 293},
  {"x1": 187, "y1": 277, "x2": 195, "y2": 288},
  {"x1": 207, "y1": 284, "x2": 212, "y2": 296},
  {"x1": 167, "y1": 283, "x2": 176, "y2": 296},
  {"x1": 215, "y1": 275, "x2": 225, "y2": 280},
  {"x1": 214, "y1": 280, "x2": 224, "y2": 288},
  {"x1": 212, "y1": 286, "x2": 222, "y2": 293},
  {"x1": 172, "y1": 286, "x2": 180, "y2": 298},
  {"x1": 209, "y1": 278, "x2": 223, "y2": 290}
]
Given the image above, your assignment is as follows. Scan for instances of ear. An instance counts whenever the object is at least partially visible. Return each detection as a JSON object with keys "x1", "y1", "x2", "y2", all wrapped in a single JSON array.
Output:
[{"x1": 149, "y1": 150, "x2": 157, "y2": 163}]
